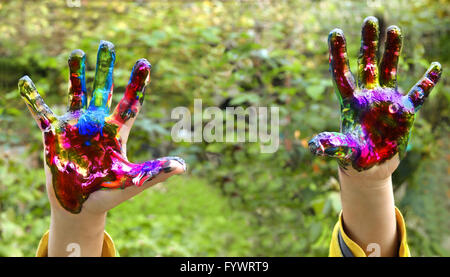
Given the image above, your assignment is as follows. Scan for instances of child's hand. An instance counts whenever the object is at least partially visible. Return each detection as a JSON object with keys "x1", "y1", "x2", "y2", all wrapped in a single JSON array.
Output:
[
  {"x1": 308, "y1": 16, "x2": 442, "y2": 173},
  {"x1": 308, "y1": 16, "x2": 442, "y2": 257},
  {"x1": 19, "y1": 41, "x2": 186, "y2": 215}
]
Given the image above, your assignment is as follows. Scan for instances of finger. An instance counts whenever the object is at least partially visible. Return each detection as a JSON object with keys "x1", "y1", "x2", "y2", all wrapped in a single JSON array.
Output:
[
  {"x1": 88, "y1": 157, "x2": 186, "y2": 212},
  {"x1": 379, "y1": 26, "x2": 402, "y2": 88},
  {"x1": 67, "y1": 49, "x2": 87, "y2": 112},
  {"x1": 108, "y1": 59, "x2": 151, "y2": 134},
  {"x1": 100, "y1": 154, "x2": 186, "y2": 190},
  {"x1": 328, "y1": 29, "x2": 356, "y2": 101},
  {"x1": 18, "y1": 76, "x2": 57, "y2": 130},
  {"x1": 407, "y1": 62, "x2": 442, "y2": 111},
  {"x1": 308, "y1": 132, "x2": 359, "y2": 162},
  {"x1": 90, "y1": 40, "x2": 115, "y2": 110},
  {"x1": 357, "y1": 16, "x2": 380, "y2": 89}
]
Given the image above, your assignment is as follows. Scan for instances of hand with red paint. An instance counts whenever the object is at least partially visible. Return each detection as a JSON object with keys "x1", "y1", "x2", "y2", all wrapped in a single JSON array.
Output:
[
  {"x1": 309, "y1": 17, "x2": 442, "y2": 257},
  {"x1": 308, "y1": 16, "x2": 442, "y2": 175},
  {"x1": 19, "y1": 41, "x2": 186, "y2": 256}
]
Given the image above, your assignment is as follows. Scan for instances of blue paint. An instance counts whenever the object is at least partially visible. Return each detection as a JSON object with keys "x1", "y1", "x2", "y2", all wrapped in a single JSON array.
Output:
[
  {"x1": 76, "y1": 108, "x2": 109, "y2": 136},
  {"x1": 79, "y1": 55, "x2": 87, "y2": 109},
  {"x1": 76, "y1": 40, "x2": 116, "y2": 137}
]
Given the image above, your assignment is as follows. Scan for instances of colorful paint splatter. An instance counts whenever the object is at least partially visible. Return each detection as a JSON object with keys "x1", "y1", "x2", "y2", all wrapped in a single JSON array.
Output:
[
  {"x1": 19, "y1": 40, "x2": 186, "y2": 213},
  {"x1": 309, "y1": 16, "x2": 442, "y2": 171}
]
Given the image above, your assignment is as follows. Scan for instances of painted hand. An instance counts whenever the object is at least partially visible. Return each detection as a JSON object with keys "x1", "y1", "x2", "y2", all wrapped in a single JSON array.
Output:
[
  {"x1": 19, "y1": 41, "x2": 186, "y2": 214},
  {"x1": 308, "y1": 17, "x2": 442, "y2": 172}
]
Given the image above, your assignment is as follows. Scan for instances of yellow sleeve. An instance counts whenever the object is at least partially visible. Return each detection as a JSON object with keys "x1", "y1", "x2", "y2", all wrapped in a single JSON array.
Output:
[
  {"x1": 35, "y1": 230, "x2": 117, "y2": 257},
  {"x1": 329, "y1": 207, "x2": 410, "y2": 257}
]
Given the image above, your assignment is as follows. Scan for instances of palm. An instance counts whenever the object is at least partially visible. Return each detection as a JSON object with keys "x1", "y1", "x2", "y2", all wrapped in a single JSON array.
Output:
[
  {"x1": 19, "y1": 41, "x2": 185, "y2": 214},
  {"x1": 338, "y1": 86, "x2": 414, "y2": 170},
  {"x1": 309, "y1": 17, "x2": 442, "y2": 171}
]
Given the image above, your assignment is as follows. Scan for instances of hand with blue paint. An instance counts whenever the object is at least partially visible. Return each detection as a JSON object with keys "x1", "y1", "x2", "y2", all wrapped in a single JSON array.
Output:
[{"x1": 19, "y1": 40, "x2": 186, "y2": 256}]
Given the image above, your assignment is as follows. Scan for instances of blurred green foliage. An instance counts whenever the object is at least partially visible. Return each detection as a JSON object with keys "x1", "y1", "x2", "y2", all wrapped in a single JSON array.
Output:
[{"x1": 0, "y1": 0, "x2": 448, "y2": 256}]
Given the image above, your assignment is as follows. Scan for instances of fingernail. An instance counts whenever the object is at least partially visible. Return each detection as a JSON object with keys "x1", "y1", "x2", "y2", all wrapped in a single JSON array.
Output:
[{"x1": 162, "y1": 160, "x2": 173, "y2": 173}]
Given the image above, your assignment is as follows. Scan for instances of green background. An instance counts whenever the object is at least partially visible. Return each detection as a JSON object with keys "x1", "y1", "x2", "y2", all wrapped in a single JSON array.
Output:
[{"x1": 0, "y1": 0, "x2": 448, "y2": 256}]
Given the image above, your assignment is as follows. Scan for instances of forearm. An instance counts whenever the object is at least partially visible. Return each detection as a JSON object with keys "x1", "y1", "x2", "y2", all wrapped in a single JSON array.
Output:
[
  {"x1": 338, "y1": 167, "x2": 398, "y2": 257},
  {"x1": 48, "y1": 209, "x2": 107, "y2": 257}
]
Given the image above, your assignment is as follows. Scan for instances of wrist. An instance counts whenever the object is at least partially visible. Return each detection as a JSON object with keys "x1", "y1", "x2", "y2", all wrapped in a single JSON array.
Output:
[
  {"x1": 48, "y1": 208, "x2": 107, "y2": 256},
  {"x1": 338, "y1": 166, "x2": 392, "y2": 191},
  {"x1": 338, "y1": 166, "x2": 394, "y2": 210}
]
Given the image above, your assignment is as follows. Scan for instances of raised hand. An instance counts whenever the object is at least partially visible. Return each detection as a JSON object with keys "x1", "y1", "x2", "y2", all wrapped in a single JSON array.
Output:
[
  {"x1": 309, "y1": 17, "x2": 442, "y2": 172},
  {"x1": 19, "y1": 41, "x2": 186, "y2": 214}
]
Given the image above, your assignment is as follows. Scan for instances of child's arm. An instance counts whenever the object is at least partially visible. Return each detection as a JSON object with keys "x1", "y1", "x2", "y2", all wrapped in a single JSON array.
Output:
[
  {"x1": 309, "y1": 16, "x2": 442, "y2": 257},
  {"x1": 338, "y1": 157, "x2": 399, "y2": 257},
  {"x1": 19, "y1": 41, "x2": 186, "y2": 257}
]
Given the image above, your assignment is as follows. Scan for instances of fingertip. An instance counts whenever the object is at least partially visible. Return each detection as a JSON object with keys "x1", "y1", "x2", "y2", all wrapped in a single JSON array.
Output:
[
  {"x1": 161, "y1": 156, "x2": 187, "y2": 175},
  {"x1": 168, "y1": 160, "x2": 186, "y2": 175},
  {"x1": 363, "y1": 16, "x2": 379, "y2": 27},
  {"x1": 152, "y1": 161, "x2": 185, "y2": 185},
  {"x1": 386, "y1": 25, "x2": 402, "y2": 42},
  {"x1": 69, "y1": 49, "x2": 86, "y2": 73},
  {"x1": 99, "y1": 40, "x2": 115, "y2": 51},
  {"x1": 18, "y1": 75, "x2": 31, "y2": 83},
  {"x1": 131, "y1": 59, "x2": 152, "y2": 83},
  {"x1": 69, "y1": 49, "x2": 86, "y2": 60},
  {"x1": 18, "y1": 76, "x2": 35, "y2": 94},
  {"x1": 386, "y1": 25, "x2": 401, "y2": 35},
  {"x1": 328, "y1": 28, "x2": 345, "y2": 44},
  {"x1": 328, "y1": 29, "x2": 347, "y2": 56},
  {"x1": 430, "y1": 61, "x2": 442, "y2": 72},
  {"x1": 135, "y1": 58, "x2": 152, "y2": 70},
  {"x1": 308, "y1": 136, "x2": 322, "y2": 155},
  {"x1": 427, "y1": 62, "x2": 442, "y2": 83},
  {"x1": 329, "y1": 28, "x2": 344, "y2": 37},
  {"x1": 127, "y1": 59, "x2": 152, "y2": 93}
]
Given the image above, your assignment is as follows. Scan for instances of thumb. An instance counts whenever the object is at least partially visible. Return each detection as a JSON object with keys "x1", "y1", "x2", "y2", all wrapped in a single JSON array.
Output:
[
  {"x1": 84, "y1": 157, "x2": 186, "y2": 213},
  {"x1": 127, "y1": 157, "x2": 186, "y2": 188}
]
